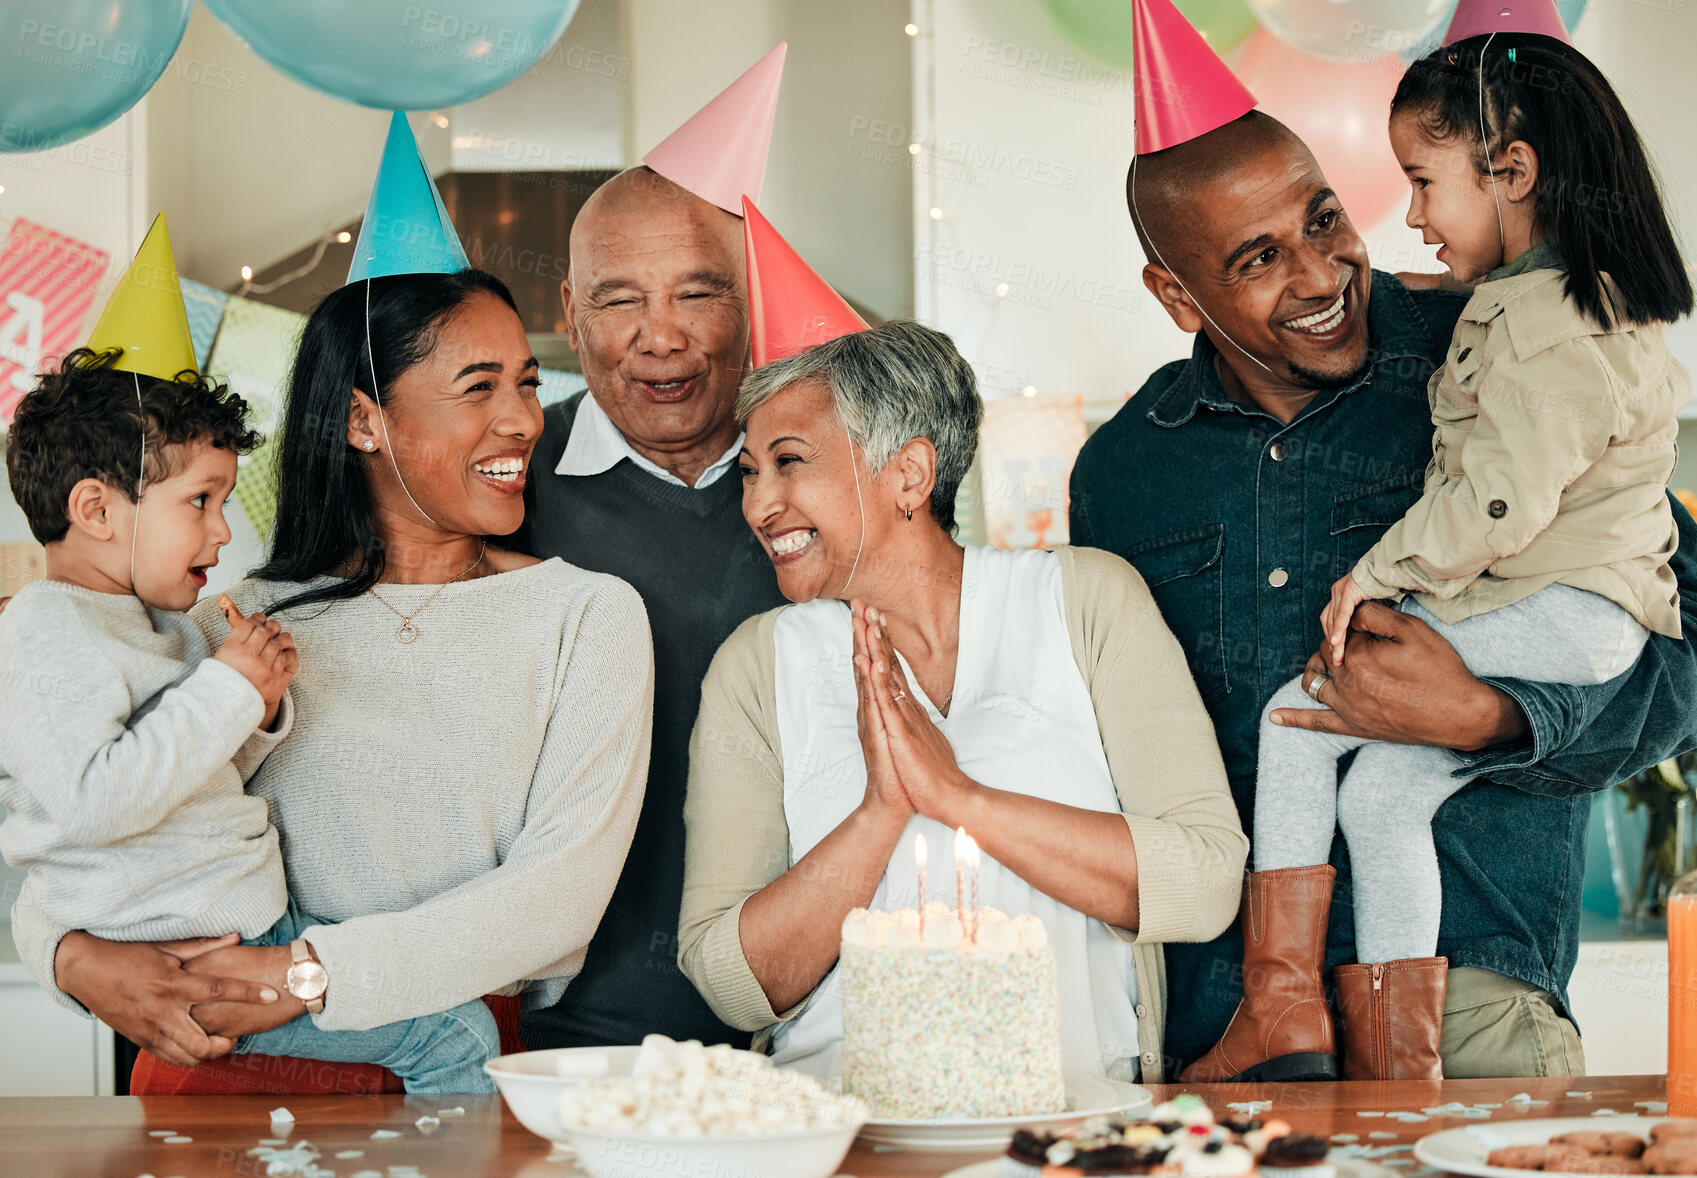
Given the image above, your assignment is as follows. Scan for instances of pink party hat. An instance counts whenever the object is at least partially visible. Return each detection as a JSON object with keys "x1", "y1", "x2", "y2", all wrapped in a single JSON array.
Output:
[
  {"x1": 743, "y1": 197, "x2": 868, "y2": 368},
  {"x1": 643, "y1": 44, "x2": 787, "y2": 216},
  {"x1": 1133, "y1": 0, "x2": 1258, "y2": 154},
  {"x1": 1445, "y1": 0, "x2": 1570, "y2": 43}
]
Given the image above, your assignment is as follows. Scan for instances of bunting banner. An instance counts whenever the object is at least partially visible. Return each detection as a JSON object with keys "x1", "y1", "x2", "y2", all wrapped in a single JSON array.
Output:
[
  {"x1": 979, "y1": 394, "x2": 1087, "y2": 550},
  {"x1": 0, "y1": 218, "x2": 110, "y2": 427},
  {"x1": 179, "y1": 277, "x2": 231, "y2": 371},
  {"x1": 205, "y1": 294, "x2": 305, "y2": 542}
]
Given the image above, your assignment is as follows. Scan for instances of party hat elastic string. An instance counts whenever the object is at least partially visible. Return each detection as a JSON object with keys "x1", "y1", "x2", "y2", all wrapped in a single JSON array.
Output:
[
  {"x1": 365, "y1": 277, "x2": 440, "y2": 529},
  {"x1": 839, "y1": 414, "x2": 866, "y2": 598},
  {"x1": 129, "y1": 372, "x2": 144, "y2": 592},
  {"x1": 1129, "y1": 151, "x2": 1273, "y2": 375},
  {"x1": 1478, "y1": 33, "x2": 1508, "y2": 256}
]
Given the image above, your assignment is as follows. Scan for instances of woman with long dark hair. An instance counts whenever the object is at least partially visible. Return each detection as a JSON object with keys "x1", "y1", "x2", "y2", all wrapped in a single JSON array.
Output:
[{"x1": 18, "y1": 269, "x2": 653, "y2": 1088}]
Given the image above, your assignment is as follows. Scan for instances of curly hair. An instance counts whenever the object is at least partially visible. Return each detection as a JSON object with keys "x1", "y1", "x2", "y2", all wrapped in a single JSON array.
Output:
[{"x1": 5, "y1": 347, "x2": 263, "y2": 544}]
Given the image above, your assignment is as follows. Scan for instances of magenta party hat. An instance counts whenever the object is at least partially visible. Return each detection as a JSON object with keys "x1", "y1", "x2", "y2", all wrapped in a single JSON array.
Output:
[
  {"x1": 642, "y1": 43, "x2": 787, "y2": 215},
  {"x1": 1445, "y1": 0, "x2": 1571, "y2": 44},
  {"x1": 1133, "y1": 0, "x2": 1258, "y2": 154}
]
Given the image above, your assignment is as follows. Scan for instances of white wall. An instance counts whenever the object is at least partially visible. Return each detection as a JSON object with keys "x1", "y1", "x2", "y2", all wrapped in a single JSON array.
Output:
[
  {"x1": 914, "y1": 0, "x2": 1697, "y2": 408},
  {"x1": 624, "y1": 0, "x2": 914, "y2": 318}
]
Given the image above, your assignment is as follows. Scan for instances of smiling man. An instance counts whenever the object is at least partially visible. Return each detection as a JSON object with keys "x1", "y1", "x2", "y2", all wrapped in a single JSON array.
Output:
[
  {"x1": 518, "y1": 74, "x2": 790, "y2": 1046},
  {"x1": 1071, "y1": 86, "x2": 1697, "y2": 1079}
]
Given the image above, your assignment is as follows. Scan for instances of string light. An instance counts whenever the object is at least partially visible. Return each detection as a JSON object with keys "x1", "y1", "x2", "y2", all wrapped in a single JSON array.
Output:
[
  {"x1": 904, "y1": 22, "x2": 919, "y2": 35},
  {"x1": 1021, "y1": 386, "x2": 1038, "y2": 398},
  {"x1": 336, "y1": 230, "x2": 352, "y2": 243},
  {"x1": 239, "y1": 265, "x2": 253, "y2": 281},
  {"x1": 995, "y1": 283, "x2": 1010, "y2": 299},
  {"x1": 429, "y1": 111, "x2": 450, "y2": 129},
  {"x1": 908, "y1": 141, "x2": 923, "y2": 156},
  {"x1": 928, "y1": 206, "x2": 943, "y2": 220}
]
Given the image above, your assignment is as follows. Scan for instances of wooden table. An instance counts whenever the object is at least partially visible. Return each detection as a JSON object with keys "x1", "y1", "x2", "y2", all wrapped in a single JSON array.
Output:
[{"x1": 0, "y1": 1076, "x2": 1667, "y2": 1177}]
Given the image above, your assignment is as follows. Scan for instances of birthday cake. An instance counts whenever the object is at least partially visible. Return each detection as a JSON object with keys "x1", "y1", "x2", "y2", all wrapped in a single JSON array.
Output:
[{"x1": 838, "y1": 903, "x2": 1066, "y2": 1121}]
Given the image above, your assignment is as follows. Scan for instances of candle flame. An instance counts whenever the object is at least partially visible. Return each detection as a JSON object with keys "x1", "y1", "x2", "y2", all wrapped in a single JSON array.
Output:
[
  {"x1": 915, "y1": 831, "x2": 927, "y2": 867},
  {"x1": 966, "y1": 834, "x2": 981, "y2": 868},
  {"x1": 955, "y1": 825, "x2": 968, "y2": 864}
]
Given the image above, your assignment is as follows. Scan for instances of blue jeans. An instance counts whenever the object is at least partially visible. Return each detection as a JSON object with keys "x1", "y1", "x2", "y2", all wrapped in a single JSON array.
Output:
[{"x1": 234, "y1": 902, "x2": 498, "y2": 1094}]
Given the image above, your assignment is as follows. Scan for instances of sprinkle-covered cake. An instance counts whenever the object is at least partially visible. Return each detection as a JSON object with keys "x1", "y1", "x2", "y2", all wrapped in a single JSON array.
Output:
[{"x1": 838, "y1": 903, "x2": 1066, "y2": 1121}]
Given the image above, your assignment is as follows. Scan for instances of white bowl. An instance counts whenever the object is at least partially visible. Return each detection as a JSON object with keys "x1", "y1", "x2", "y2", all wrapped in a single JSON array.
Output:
[
  {"x1": 561, "y1": 1122, "x2": 863, "y2": 1178},
  {"x1": 485, "y1": 1045, "x2": 644, "y2": 1146},
  {"x1": 487, "y1": 1044, "x2": 865, "y2": 1178}
]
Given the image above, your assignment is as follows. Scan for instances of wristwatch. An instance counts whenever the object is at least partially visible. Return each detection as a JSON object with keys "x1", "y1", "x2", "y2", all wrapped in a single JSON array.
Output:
[{"x1": 286, "y1": 938, "x2": 329, "y2": 1013}]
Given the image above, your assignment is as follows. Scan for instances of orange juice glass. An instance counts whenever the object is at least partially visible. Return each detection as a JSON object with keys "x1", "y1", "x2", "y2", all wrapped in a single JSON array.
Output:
[{"x1": 1670, "y1": 880, "x2": 1697, "y2": 1114}]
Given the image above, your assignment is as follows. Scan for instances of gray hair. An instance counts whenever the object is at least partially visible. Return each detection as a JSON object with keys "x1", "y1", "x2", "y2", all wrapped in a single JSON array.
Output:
[{"x1": 735, "y1": 320, "x2": 982, "y2": 532}]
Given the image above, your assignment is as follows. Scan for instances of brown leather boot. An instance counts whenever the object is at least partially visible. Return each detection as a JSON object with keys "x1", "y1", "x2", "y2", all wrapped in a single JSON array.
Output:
[
  {"x1": 1333, "y1": 956, "x2": 1448, "y2": 1080},
  {"x1": 1179, "y1": 865, "x2": 1339, "y2": 1083}
]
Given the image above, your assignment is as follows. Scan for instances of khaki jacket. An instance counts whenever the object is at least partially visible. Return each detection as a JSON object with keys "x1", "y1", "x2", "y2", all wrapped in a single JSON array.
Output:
[{"x1": 1354, "y1": 266, "x2": 1687, "y2": 637}]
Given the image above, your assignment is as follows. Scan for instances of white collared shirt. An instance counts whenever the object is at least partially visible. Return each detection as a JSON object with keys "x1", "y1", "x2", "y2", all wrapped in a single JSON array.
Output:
[{"x1": 554, "y1": 392, "x2": 743, "y2": 490}]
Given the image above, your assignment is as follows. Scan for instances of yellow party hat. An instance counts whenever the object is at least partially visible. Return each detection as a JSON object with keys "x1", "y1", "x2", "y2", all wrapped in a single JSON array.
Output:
[{"x1": 84, "y1": 213, "x2": 198, "y2": 380}]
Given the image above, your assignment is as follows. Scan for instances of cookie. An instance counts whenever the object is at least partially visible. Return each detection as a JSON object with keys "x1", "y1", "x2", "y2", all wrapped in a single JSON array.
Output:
[
  {"x1": 1652, "y1": 1124, "x2": 1697, "y2": 1147},
  {"x1": 1643, "y1": 1140, "x2": 1697, "y2": 1175},
  {"x1": 1551, "y1": 1132, "x2": 1648, "y2": 1159}
]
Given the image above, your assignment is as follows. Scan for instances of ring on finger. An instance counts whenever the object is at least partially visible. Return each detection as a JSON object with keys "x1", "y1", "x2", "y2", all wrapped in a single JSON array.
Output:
[
  {"x1": 892, "y1": 689, "x2": 907, "y2": 703},
  {"x1": 1305, "y1": 672, "x2": 1331, "y2": 702}
]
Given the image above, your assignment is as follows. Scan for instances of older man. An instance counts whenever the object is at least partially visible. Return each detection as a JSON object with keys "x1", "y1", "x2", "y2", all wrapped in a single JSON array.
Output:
[
  {"x1": 1070, "y1": 53, "x2": 1697, "y2": 1080},
  {"x1": 518, "y1": 162, "x2": 787, "y2": 1049}
]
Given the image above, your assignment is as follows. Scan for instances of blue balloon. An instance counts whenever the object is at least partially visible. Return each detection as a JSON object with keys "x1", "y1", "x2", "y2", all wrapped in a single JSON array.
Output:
[
  {"x1": 202, "y1": 0, "x2": 584, "y2": 110},
  {"x1": 0, "y1": 1, "x2": 192, "y2": 153}
]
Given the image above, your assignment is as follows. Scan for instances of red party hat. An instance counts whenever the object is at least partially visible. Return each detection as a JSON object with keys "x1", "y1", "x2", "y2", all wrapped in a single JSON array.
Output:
[
  {"x1": 643, "y1": 44, "x2": 787, "y2": 215},
  {"x1": 1445, "y1": 0, "x2": 1571, "y2": 43},
  {"x1": 1133, "y1": 0, "x2": 1258, "y2": 154},
  {"x1": 743, "y1": 197, "x2": 868, "y2": 368}
]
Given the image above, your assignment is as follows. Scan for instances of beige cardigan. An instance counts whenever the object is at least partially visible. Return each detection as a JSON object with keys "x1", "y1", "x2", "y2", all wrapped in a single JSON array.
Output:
[{"x1": 676, "y1": 545, "x2": 1247, "y2": 1083}]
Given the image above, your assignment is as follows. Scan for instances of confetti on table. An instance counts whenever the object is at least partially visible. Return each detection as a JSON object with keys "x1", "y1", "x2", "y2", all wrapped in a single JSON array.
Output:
[
  {"x1": 1370, "y1": 1131, "x2": 1399, "y2": 1140},
  {"x1": 436, "y1": 1107, "x2": 465, "y2": 1117},
  {"x1": 1567, "y1": 1091, "x2": 1594, "y2": 1099},
  {"x1": 245, "y1": 1141, "x2": 331, "y2": 1177},
  {"x1": 269, "y1": 1107, "x2": 294, "y2": 1124},
  {"x1": 1359, "y1": 1111, "x2": 1386, "y2": 1117},
  {"x1": 335, "y1": 1151, "x2": 365, "y2": 1159},
  {"x1": 162, "y1": 1136, "x2": 193, "y2": 1144},
  {"x1": 259, "y1": 1139, "x2": 289, "y2": 1147},
  {"x1": 414, "y1": 1115, "x2": 440, "y2": 1132},
  {"x1": 370, "y1": 1130, "x2": 402, "y2": 1140},
  {"x1": 1390, "y1": 1113, "x2": 1429, "y2": 1123},
  {"x1": 1594, "y1": 1109, "x2": 1619, "y2": 1116},
  {"x1": 350, "y1": 1171, "x2": 383, "y2": 1178},
  {"x1": 148, "y1": 1130, "x2": 176, "y2": 1137},
  {"x1": 1384, "y1": 1160, "x2": 1415, "y2": 1168},
  {"x1": 1462, "y1": 1108, "x2": 1494, "y2": 1119},
  {"x1": 1228, "y1": 1100, "x2": 1274, "y2": 1115},
  {"x1": 1332, "y1": 1134, "x2": 1361, "y2": 1143},
  {"x1": 1637, "y1": 1101, "x2": 1670, "y2": 1114}
]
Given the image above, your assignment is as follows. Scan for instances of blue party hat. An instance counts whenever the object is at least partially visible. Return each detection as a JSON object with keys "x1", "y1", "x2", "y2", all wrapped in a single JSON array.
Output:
[{"x1": 347, "y1": 112, "x2": 469, "y2": 283}]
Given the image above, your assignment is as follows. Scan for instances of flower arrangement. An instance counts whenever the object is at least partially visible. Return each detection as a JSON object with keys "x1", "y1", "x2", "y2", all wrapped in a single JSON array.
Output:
[{"x1": 1608, "y1": 754, "x2": 1697, "y2": 933}]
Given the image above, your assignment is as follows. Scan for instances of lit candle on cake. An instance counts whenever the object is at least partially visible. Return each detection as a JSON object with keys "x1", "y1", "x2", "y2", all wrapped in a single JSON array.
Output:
[
  {"x1": 954, "y1": 826, "x2": 968, "y2": 933},
  {"x1": 914, "y1": 832, "x2": 928, "y2": 930},
  {"x1": 966, "y1": 834, "x2": 981, "y2": 941}
]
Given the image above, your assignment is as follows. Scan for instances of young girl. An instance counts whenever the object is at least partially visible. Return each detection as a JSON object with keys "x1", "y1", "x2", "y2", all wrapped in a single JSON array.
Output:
[{"x1": 1187, "y1": 32, "x2": 1693, "y2": 1084}]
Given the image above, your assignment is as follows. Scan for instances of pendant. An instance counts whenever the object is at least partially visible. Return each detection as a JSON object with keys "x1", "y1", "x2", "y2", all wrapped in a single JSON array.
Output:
[{"x1": 397, "y1": 620, "x2": 419, "y2": 644}]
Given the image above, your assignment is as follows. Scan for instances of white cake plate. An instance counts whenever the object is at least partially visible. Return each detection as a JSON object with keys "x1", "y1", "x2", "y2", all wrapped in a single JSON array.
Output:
[
  {"x1": 942, "y1": 1155, "x2": 1400, "y2": 1178},
  {"x1": 856, "y1": 1074, "x2": 1152, "y2": 1151},
  {"x1": 1413, "y1": 1115, "x2": 1688, "y2": 1178}
]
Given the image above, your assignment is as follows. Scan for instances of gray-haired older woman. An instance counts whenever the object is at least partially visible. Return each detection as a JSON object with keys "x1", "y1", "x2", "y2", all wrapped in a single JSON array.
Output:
[{"x1": 676, "y1": 321, "x2": 1246, "y2": 1084}]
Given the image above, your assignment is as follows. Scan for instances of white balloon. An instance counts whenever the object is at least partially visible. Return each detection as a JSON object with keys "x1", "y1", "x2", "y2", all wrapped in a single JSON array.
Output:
[{"x1": 1247, "y1": 0, "x2": 1452, "y2": 61}]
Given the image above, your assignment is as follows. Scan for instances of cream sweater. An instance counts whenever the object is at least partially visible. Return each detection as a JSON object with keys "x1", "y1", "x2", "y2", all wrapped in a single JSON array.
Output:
[
  {"x1": 13, "y1": 558, "x2": 654, "y2": 1032},
  {"x1": 676, "y1": 545, "x2": 1247, "y2": 1082}
]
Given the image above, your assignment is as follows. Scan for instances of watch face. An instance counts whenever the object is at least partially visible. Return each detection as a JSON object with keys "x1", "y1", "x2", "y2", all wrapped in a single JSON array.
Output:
[{"x1": 287, "y1": 959, "x2": 329, "y2": 1001}]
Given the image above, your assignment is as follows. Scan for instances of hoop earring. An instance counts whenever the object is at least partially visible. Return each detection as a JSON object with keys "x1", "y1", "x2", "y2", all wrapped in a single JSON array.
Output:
[{"x1": 905, "y1": 507, "x2": 913, "y2": 522}]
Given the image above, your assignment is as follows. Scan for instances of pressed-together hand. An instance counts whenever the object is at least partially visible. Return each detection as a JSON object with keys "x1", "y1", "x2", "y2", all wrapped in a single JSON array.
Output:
[
  {"x1": 1321, "y1": 573, "x2": 1370, "y2": 665},
  {"x1": 183, "y1": 942, "x2": 308, "y2": 1038},
  {"x1": 1272, "y1": 601, "x2": 1530, "y2": 752},
  {"x1": 862, "y1": 605, "x2": 973, "y2": 822},
  {"x1": 851, "y1": 599, "x2": 911, "y2": 819},
  {"x1": 54, "y1": 931, "x2": 281, "y2": 1066},
  {"x1": 214, "y1": 595, "x2": 297, "y2": 730}
]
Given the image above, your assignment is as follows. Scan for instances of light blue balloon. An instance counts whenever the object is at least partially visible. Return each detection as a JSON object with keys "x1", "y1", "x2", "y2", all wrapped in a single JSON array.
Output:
[
  {"x1": 202, "y1": 0, "x2": 583, "y2": 110},
  {"x1": 0, "y1": 1, "x2": 192, "y2": 153}
]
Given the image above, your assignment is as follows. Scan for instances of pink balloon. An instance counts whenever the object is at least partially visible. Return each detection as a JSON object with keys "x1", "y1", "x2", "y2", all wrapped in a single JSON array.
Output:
[{"x1": 1234, "y1": 30, "x2": 1409, "y2": 230}]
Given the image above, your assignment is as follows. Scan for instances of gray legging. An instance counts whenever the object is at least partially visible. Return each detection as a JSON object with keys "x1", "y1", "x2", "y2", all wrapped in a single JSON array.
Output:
[{"x1": 1254, "y1": 584, "x2": 1648, "y2": 963}]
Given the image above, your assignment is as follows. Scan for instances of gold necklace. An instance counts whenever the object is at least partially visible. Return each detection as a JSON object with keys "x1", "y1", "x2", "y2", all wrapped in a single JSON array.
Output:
[{"x1": 367, "y1": 539, "x2": 487, "y2": 644}]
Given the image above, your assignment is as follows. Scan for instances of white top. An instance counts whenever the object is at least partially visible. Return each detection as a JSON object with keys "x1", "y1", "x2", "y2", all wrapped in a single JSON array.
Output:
[
  {"x1": 0, "y1": 582, "x2": 291, "y2": 948},
  {"x1": 12, "y1": 558, "x2": 655, "y2": 1033},
  {"x1": 768, "y1": 546, "x2": 1140, "y2": 1082},
  {"x1": 556, "y1": 391, "x2": 743, "y2": 490}
]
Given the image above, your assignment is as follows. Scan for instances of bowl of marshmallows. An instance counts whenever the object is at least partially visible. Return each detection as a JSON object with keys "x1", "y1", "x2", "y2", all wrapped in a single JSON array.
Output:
[{"x1": 486, "y1": 1034, "x2": 867, "y2": 1178}]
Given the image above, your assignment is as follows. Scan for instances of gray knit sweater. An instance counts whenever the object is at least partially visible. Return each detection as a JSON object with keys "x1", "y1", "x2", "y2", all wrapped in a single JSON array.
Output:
[
  {"x1": 0, "y1": 582, "x2": 291, "y2": 949},
  {"x1": 10, "y1": 558, "x2": 654, "y2": 1033}
]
